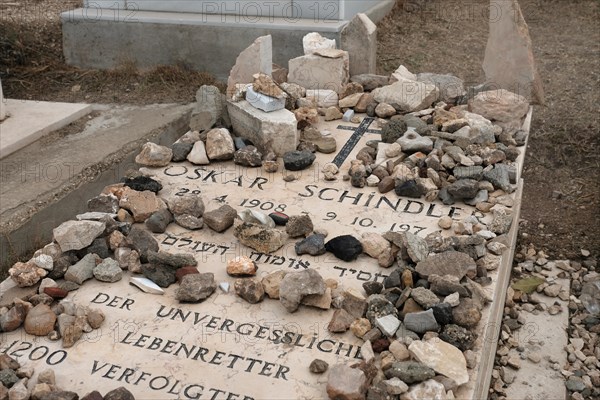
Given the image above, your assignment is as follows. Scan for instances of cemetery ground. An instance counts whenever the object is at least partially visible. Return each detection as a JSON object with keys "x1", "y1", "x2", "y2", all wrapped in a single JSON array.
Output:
[{"x1": 1, "y1": 0, "x2": 598, "y2": 264}]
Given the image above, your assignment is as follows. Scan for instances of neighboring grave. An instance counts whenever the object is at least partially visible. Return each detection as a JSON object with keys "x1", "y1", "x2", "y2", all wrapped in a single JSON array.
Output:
[
  {"x1": 60, "y1": 0, "x2": 396, "y2": 78},
  {"x1": 0, "y1": 109, "x2": 532, "y2": 398}
]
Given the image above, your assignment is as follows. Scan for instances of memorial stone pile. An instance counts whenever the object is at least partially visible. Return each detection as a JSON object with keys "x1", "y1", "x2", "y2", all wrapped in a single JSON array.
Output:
[{"x1": 0, "y1": 11, "x2": 543, "y2": 400}]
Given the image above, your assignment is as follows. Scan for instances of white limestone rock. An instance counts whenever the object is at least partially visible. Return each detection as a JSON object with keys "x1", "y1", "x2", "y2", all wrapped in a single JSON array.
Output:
[
  {"x1": 246, "y1": 86, "x2": 285, "y2": 112},
  {"x1": 302, "y1": 32, "x2": 336, "y2": 55},
  {"x1": 288, "y1": 53, "x2": 349, "y2": 95},
  {"x1": 373, "y1": 78, "x2": 439, "y2": 113}
]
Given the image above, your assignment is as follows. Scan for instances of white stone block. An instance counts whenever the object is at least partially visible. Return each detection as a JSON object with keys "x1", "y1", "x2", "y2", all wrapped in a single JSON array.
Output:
[
  {"x1": 227, "y1": 100, "x2": 298, "y2": 157},
  {"x1": 305, "y1": 90, "x2": 339, "y2": 108},
  {"x1": 288, "y1": 53, "x2": 349, "y2": 94},
  {"x1": 245, "y1": 86, "x2": 285, "y2": 113}
]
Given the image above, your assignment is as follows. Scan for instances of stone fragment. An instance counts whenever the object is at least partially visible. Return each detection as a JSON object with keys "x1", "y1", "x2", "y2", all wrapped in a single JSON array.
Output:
[
  {"x1": 126, "y1": 226, "x2": 159, "y2": 261},
  {"x1": 269, "y1": 211, "x2": 289, "y2": 226},
  {"x1": 227, "y1": 35, "x2": 272, "y2": 98},
  {"x1": 382, "y1": 377, "x2": 409, "y2": 395},
  {"x1": 303, "y1": 32, "x2": 336, "y2": 55},
  {"x1": 8, "y1": 261, "x2": 47, "y2": 287},
  {"x1": 44, "y1": 286, "x2": 68, "y2": 299},
  {"x1": 129, "y1": 277, "x2": 164, "y2": 295},
  {"x1": 326, "y1": 365, "x2": 368, "y2": 400},
  {"x1": 87, "y1": 309, "x2": 105, "y2": 329},
  {"x1": 400, "y1": 379, "x2": 448, "y2": 400},
  {"x1": 416, "y1": 251, "x2": 476, "y2": 280},
  {"x1": 440, "y1": 324, "x2": 476, "y2": 351},
  {"x1": 490, "y1": 205, "x2": 513, "y2": 234},
  {"x1": 190, "y1": 85, "x2": 223, "y2": 131},
  {"x1": 203, "y1": 205, "x2": 237, "y2": 232},
  {"x1": 417, "y1": 73, "x2": 465, "y2": 104},
  {"x1": 205, "y1": 128, "x2": 235, "y2": 160},
  {"x1": 167, "y1": 193, "x2": 204, "y2": 217},
  {"x1": 93, "y1": 258, "x2": 122, "y2": 283},
  {"x1": 238, "y1": 209, "x2": 275, "y2": 228},
  {"x1": 123, "y1": 176, "x2": 163, "y2": 193},
  {"x1": 119, "y1": 187, "x2": 165, "y2": 223},
  {"x1": 409, "y1": 339, "x2": 469, "y2": 385},
  {"x1": 88, "y1": 194, "x2": 119, "y2": 214},
  {"x1": 482, "y1": 0, "x2": 544, "y2": 104},
  {"x1": 175, "y1": 266, "x2": 199, "y2": 283},
  {"x1": 323, "y1": 106, "x2": 343, "y2": 121},
  {"x1": 390, "y1": 65, "x2": 417, "y2": 82},
  {"x1": 252, "y1": 73, "x2": 285, "y2": 99},
  {"x1": 385, "y1": 361, "x2": 435, "y2": 384},
  {"x1": 350, "y1": 318, "x2": 372, "y2": 338},
  {"x1": 294, "y1": 234, "x2": 326, "y2": 257},
  {"x1": 288, "y1": 53, "x2": 349, "y2": 94},
  {"x1": 234, "y1": 278, "x2": 265, "y2": 304},
  {"x1": 325, "y1": 235, "x2": 363, "y2": 262},
  {"x1": 361, "y1": 232, "x2": 393, "y2": 267},
  {"x1": 389, "y1": 341, "x2": 410, "y2": 361},
  {"x1": 227, "y1": 256, "x2": 258, "y2": 276},
  {"x1": 403, "y1": 309, "x2": 439, "y2": 334},
  {"x1": 447, "y1": 179, "x2": 479, "y2": 199},
  {"x1": 23, "y1": 304, "x2": 56, "y2": 336},
  {"x1": 351, "y1": 74, "x2": 388, "y2": 91},
  {"x1": 53, "y1": 220, "x2": 105, "y2": 252},
  {"x1": 286, "y1": 214, "x2": 313, "y2": 238},
  {"x1": 283, "y1": 150, "x2": 316, "y2": 171},
  {"x1": 145, "y1": 208, "x2": 173, "y2": 233},
  {"x1": 402, "y1": 232, "x2": 429, "y2": 263},
  {"x1": 142, "y1": 263, "x2": 176, "y2": 288},
  {"x1": 376, "y1": 314, "x2": 401, "y2": 337},
  {"x1": 176, "y1": 273, "x2": 216, "y2": 302},
  {"x1": 411, "y1": 287, "x2": 440, "y2": 309},
  {"x1": 309, "y1": 359, "x2": 329, "y2": 374},
  {"x1": 187, "y1": 141, "x2": 209, "y2": 165},
  {"x1": 469, "y1": 89, "x2": 529, "y2": 122},
  {"x1": 373, "y1": 80, "x2": 438, "y2": 112},
  {"x1": 104, "y1": 387, "x2": 135, "y2": 400},
  {"x1": 328, "y1": 309, "x2": 355, "y2": 333},
  {"x1": 234, "y1": 146, "x2": 263, "y2": 167},
  {"x1": 301, "y1": 287, "x2": 332, "y2": 310},
  {"x1": 227, "y1": 100, "x2": 298, "y2": 156},
  {"x1": 246, "y1": 86, "x2": 285, "y2": 112},
  {"x1": 233, "y1": 222, "x2": 286, "y2": 253},
  {"x1": 339, "y1": 92, "x2": 363, "y2": 108},
  {"x1": 341, "y1": 13, "x2": 377, "y2": 76},
  {"x1": 135, "y1": 142, "x2": 172, "y2": 167},
  {"x1": 261, "y1": 270, "x2": 287, "y2": 299},
  {"x1": 279, "y1": 269, "x2": 326, "y2": 312},
  {"x1": 64, "y1": 254, "x2": 98, "y2": 285},
  {"x1": 305, "y1": 89, "x2": 338, "y2": 108},
  {"x1": 452, "y1": 299, "x2": 482, "y2": 328},
  {"x1": 397, "y1": 128, "x2": 433, "y2": 153}
]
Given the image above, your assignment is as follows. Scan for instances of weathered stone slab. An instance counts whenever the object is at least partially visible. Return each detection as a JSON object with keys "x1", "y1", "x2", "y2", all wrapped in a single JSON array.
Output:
[
  {"x1": 226, "y1": 100, "x2": 298, "y2": 156},
  {"x1": 341, "y1": 13, "x2": 377, "y2": 76},
  {"x1": 288, "y1": 53, "x2": 349, "y2": 94},
  {"x1": 227, "y1": 35, "x2": 272, "y2": 99}
]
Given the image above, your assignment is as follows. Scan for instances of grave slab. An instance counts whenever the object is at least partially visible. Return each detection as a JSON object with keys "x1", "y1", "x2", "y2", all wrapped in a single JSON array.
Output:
[
  {"x1": 0, "y1": 99, "x2": 92, "y2": 159},
  {"x1": 1, "y1": 108, "x2": 532, "y2": 398}
]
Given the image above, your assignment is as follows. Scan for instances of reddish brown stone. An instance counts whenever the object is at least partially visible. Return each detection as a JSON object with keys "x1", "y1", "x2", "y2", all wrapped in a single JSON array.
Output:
[
  {"x1": 176, "y1": 266, "x2": 200, "y2": 283},
  {"x1": 371, "y1": 337, "x2": 391, "y2": 353},
  {"x1": 44, "y1": 287, "x2": 68, "y2": 299}
]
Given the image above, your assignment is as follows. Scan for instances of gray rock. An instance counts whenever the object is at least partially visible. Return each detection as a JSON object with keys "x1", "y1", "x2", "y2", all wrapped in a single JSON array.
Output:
[
  {"x1": 326, "y1": 364, "x2": 368, "y2": 400},
  {"x1": 453, "y1": 166, "x2": 483, "y2": 181},
  {"x1": 53, "y1": 220, "x2": 106, "y2": 252},
  {"x1": 402, "y1": 232, "x2": 429, "y2": 263},
  {"x1": 237, "y1": 209, "x2": 276, "y2": 228},
  {"x1": 430, "y1": 302, "x2": 453, "y2": 325},
  {"x1": 366, "y1": 295, "x2": 398, "y2": 326},
  {"x1": 384, "y1": 361, "x2": 435, "y2": 384},
  {"x1": 395, "y1": 179, "x2": 423, "y2": 198},
  {"x1": 234, "y1": 278, "x2": 265, "y2": 304},
  {"x1": 375, "y1": 314, "x2": 401, "y2": 337},
  {"x1": 452, "y1": 298, "x2": 482, "y2": 328},
  {"x1": 167, "y1": 193, "x2": 204, "y2": 217},
  {"x1": 309, "y1": 359, "x2": 329, "y2": 374},
  {"x1": 483, "y1": 164, "x2": 513, "y2": 193},
  {"x1": 295, "y1": 234, "x2": 326, "y2": 256},
  {"x1": 286, "y1": 214, "x2": 313, "y2": 238},
  {"x1": 190, "y1": 85, "x2": 223, "y2": 131},
  {"x1": 176, "y1": 273, "x2": 216, "y2": 302},
  {"x1": 283, "y1": 150, "x2": 316, "y2": 171},
  {"x1": 440, "y1": 324, "x2": 476, "y2": 351},
  {"x1": 203, "y1": 205, "x2": 237, "y2": 232},
  {"x1": 416, "y1": 73, "x2": 465, "y2": 103},
  {"x1": 93, "y1": 258, "x2": 123, "y2": 283},
  {"x1": 416, "y1": 251, "x2": 476, "y2": 280},
  {"x1": 145, "y1": 208, "x2": 173, "y2": 233},
  {"x1": 381, "y1": 119, "x2": 407, "y2": 143},
  {"x1": 234, "y1": 146, "x2": 263, "y2": 167},
  {"x1": 447, "y1": 179, "x2": 479, "y2": 199},
  {"x1": 397, "y1": 128, "x2": 433, "y2": 153},
  {"x1": 147, "y1": 251, "x2": 197, "y2": 269},
  {"x1": 233, "y1": 223, "x2": 287, "y2": 253},
  {"x1": 464, "y1": 189, "x2": 489, "y2": 206},
  {"x1": 87, "y1": 194, "x2": 119, "y2": 214},
  {"x1": 411, "y1": 287, "x2": 440, "y2": 309},
  {"x1": 64, "y1": 254, "x2": 98, "y2": 285},
  {"x1": 490, "y1": 206, "x2": 513, "y2": 234},
  {"x1": 403, "y1": 309, "x2": 439, "y2": 333},
  {"x1": 328, "y1": 309, "x2": 356, "y2": 333},
  {"x1": 350, "y1": 74, "x2": 389, "y2": 91},
  {"x1": 0, "y1": 369, "x2": 18, "y2": 388},
  {"x1": 171, "y1": 142, "x2": 193, "y2": 162},
  {"x1": 279, "y1": 269, "x2": 326, "y2": 313},
  {"x1": 428, "y1": 274, "x2": 470, "y2": 297},
  {"x1": 126, "y1": 226, "x2": 159, "y2": 262},
  {"x1": 80, "y1": 237, "x2": 111, "y2": 259},
  {"x1": 141, "y1": 264, "x2": 176, "y2": 288},
  {"x1": 174, "y1": 214, "x2": 203, "y2": 230}
]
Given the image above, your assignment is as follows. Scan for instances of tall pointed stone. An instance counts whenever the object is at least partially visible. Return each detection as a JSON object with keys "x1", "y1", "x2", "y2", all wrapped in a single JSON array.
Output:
[
  {"x1": 341, "y1": 13, "x2": 377, "y2": 76},
  {"x1": 483, "y1": 0, "x2": 544, "y2": 104},
  {"x1": 227, "y1": 35, "x2": 272, "y2": 99}
]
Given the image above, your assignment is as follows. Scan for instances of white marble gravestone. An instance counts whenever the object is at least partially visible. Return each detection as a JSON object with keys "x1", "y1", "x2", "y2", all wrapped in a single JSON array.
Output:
[{"x1": 0, "y1": 110, "x2": 532, "y2": 398}]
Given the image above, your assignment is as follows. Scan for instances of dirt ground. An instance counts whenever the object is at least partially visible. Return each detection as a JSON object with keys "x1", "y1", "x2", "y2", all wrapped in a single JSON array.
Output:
[{"x1": 1, "y1": 0, "x2": 599, "y2": 260}]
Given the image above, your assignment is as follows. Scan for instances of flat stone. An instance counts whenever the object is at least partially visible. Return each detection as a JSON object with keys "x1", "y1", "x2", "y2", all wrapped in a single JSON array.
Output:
[
  {"x1": 452, "y1": 298, "x2": 482, "y2": 328},
  {"x1": 238, "y1": 209, "x2": 275, "y2": 228},
  {"x1": 53, "y1": 220, "x2": 105, "y2": 252},
  {"x1": 361, "y1": 232, "x2": 393, "y2": 267},
  {"x1": 397, "y1": 128, "x2": 433, "y2": 154},
  {"x1": 326, "y1": 364, "x2": 368, "y2": 400},
  {"x1": 24, "y1": 304, "x2": 56, "y2": 336},
  {"x1": 447, "y1": 179, "x2": 479, "y2": 199},
  {"x1": 173, "y1": 213, "x2": 202, "y2": 229},
  {"x1": 325, "y1": 235, "x2": 363, "y2": 262},
  {"x1": 147, "y1": 251, "x2": 196, "y2": 269},
  {"x1": 246, "y1": 86, "x2": 285, "y2": 113},
  {"x1": 385, "y1": 361, "x2": 435, "y2": 384},
  {"x1": 119, "y1": 187, "x2": 165, "y2": 223},
  {"x1": 403, "y1": 309, "x2": 440, "y2": 334},
  {"x1": 233, "y1": 222, "x2": 287, "y2": 253},
  {"x1": 93, "y1": 258, "x2": 122, "y2": 283},
  {"x1": 123, "y1": 176, "x2": 162, "y2": 193},
  {"x1": 469, "y1": 89, "x2": 529, "y2": 122},
  {"x1": 288, "y1": 53, "x2": 349, "y2": 94},
  {"x1": 283, "y1": 150, "x2": 316, "y2": 171},
  {"x1": 227, "y1": 100, "x2": 298, "y2": 157},
  {"x1": 429, "y1": 274, "x2": 470, "y2": 298},
  {"x1": 126, "y1": 226, "x2": 159, "y2": 261},
  {"x1": 416, "y1": 251, "x2": 477, "y2": 280},
  {"x1": 341, "y1": 13, "x2": 377, "y2": 76},
  {"x1": 402, "y1": 232, "x2": 430, "y2": 263},
  {"x1": 135, "y1": 142, "x2": 172, "y2": 167},
  {"x1": 203, "y1": 205, "x2": 237, "y2": 232},
  {"x1": 176, "y1": 273, "x2": 216, "y2": 302},
  {"x1": 295, "y1": 234, "x2": 326, "y2": 257},
  {"x1": 409, "y1": 339, "x2": 469, "y2": 385},
  {"x1": 227, "y1": 35, "x2": 272, "y2": 98},
  {"x1": 328, "y1": 308, "x2": 356, "y2": 333},
  {"x1": 483, "y1": 0, "x2": 544, "y2": 104},
  {"x1": 64, "y1": 254, "x2": 98, "y2": 285},
  {"x1": 375, "y1": 314, "x2": 401, "y2": 337},
  {"x1": 417, "y1": 73, "x2": 465, "y2": 103},
  {"x1": 279, "y1": 269, "x2": 326, "y2": 313},
  {"x1": 301, "y1": 287, "x2": 332, "y2": 310},
  {"x1": 373, "y1": 80, "x2": 439, "y2": 113}
]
